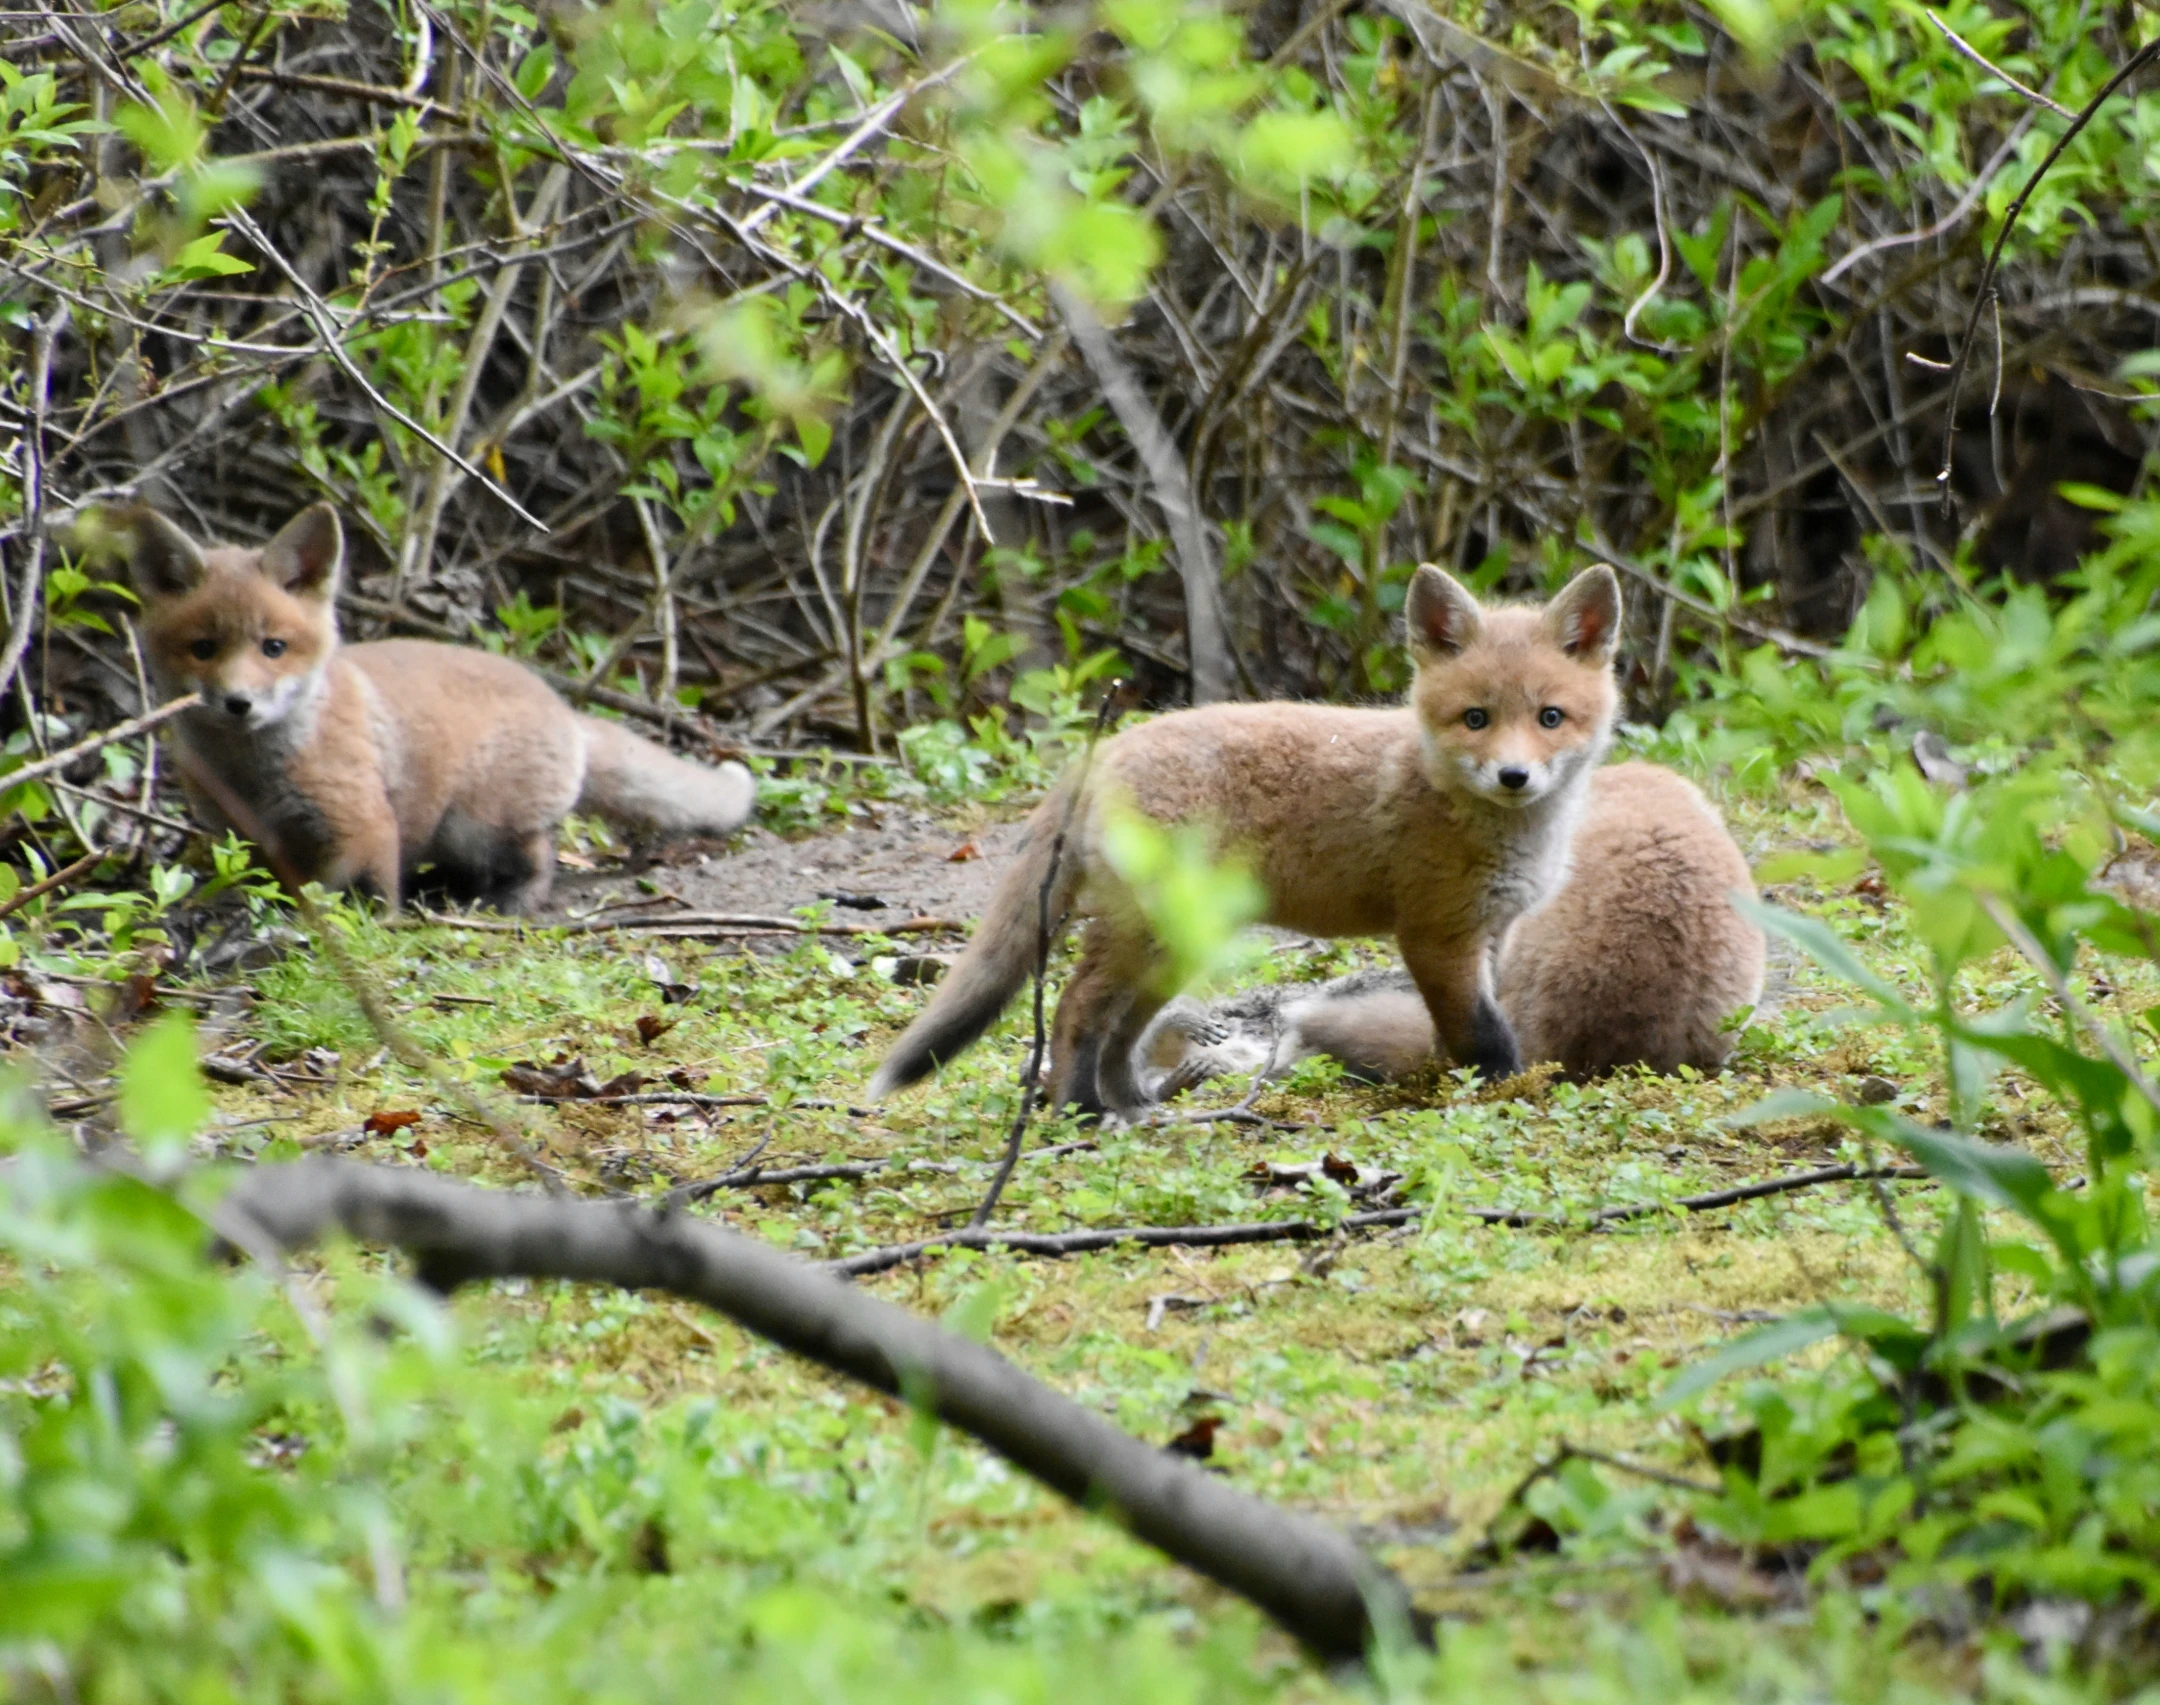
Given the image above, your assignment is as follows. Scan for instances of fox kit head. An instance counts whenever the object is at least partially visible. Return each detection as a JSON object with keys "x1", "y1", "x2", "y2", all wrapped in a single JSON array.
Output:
[
  {"x1": 1404, "y1": 562, "x2": 1621, "y2": 809},
  {"x1": 110, "y1": 504, "x2": 344, "y2": 736}
]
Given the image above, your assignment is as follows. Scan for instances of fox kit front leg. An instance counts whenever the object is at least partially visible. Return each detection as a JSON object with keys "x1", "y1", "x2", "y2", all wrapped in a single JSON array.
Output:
[
  {"x1": 1047, "y1": 917, "x2": 1169, "y2": 1120},
  {"x1": 1400, "y1": 934, "x2": 1520, "y2": 1080}
]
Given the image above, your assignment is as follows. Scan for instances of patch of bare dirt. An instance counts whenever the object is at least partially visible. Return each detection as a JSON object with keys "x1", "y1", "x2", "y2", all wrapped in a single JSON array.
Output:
[{"x1": 542, "y1": 808, "x2": 1030, "y2": 937}]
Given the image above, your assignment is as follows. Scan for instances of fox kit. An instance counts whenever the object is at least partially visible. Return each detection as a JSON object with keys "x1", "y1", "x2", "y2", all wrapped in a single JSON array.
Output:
[
  {"x1": 868, "y1": 563, "x2": 1623, "y2": 1117},
  {"x1": 110, "y1": 502, "x2": 755, "y2": 911},
  {"x1": 1137, "y1": 762, "x2": 1765, "y2": 1088}
]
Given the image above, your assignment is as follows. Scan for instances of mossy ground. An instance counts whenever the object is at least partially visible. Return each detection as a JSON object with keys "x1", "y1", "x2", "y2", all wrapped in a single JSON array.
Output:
[{"x1": 163, "y1": 768, "x2": 2138, "y2": 1700}]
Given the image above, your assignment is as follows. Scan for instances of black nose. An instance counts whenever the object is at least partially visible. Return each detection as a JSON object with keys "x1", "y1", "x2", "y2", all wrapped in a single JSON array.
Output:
[
  {"x1": 224, "y1": 695, "x2": 250, "y2": 717},
  {"x1": 1498, "y1": 767, "x2": 1529, "y2": 791}
]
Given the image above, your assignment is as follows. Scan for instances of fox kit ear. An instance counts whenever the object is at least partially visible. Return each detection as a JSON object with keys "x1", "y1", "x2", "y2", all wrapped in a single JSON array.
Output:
[
  {"x1": 1404, "y1": 564, "x2": 1483, "y2": 660},
  {"x1": 260, "y1": 504, "x2": 343, "y2": 599},
  {"x1": 1543, "y1": 564, "x2": 1623, "y2": 662},
  {"x1": 106, "y1": 504, "x2": 208, "y2": 602}
]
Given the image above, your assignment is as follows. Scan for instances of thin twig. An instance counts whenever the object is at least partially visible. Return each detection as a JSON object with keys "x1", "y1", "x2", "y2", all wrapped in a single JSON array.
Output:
[
  {"x1": 0, "y1": 846, "x2": 106, "y2": 922},
  {"x1": 0, "y1": 693, "x2": 201, "y2": 801},
  {"x1": 969, "y1": 689, "x2": 1120, "y2": 1228},
  {"x1": 1936, "y1": 39, "x2": 2160, "y2": 499},
  {"x1": 1921, "y1": 10, "x2": 2074, "y2": 117}
]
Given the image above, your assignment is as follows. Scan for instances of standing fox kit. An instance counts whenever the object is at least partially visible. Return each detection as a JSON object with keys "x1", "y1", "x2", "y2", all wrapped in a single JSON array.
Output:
[
  {"x1": 869, "y1": 562, "x2": 1623, "y2": 1117},
  {"x1": 1137, "y1": 762, "x2": 1767, "y2": 1091},
  {"x1": 112, "y1": 502, "x2": 755, "y2": 911}
]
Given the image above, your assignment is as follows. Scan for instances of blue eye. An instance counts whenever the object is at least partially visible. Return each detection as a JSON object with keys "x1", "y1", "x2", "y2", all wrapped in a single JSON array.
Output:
[
  {"x1": 1464, "y1": 708, "x2": 1489, "y2": 730},
  {"x1": 1539, "y1": 707, "x2": 1564, "y2": 728}
]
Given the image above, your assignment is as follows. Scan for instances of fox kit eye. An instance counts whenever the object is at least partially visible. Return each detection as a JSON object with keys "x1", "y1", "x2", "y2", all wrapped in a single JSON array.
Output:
[
  {"x1": 188, "y1": 638, "x2": 217, "y2": 661},
  {"x1": 1538, "y1": 706, "x2": 1565, "y2": 729},
  {"x1": 261, "y1": 638, "x2": 288, "y2": 658},
  {"x1": 1463, "y1": 708, "x2": 1490, "y2": 730}
]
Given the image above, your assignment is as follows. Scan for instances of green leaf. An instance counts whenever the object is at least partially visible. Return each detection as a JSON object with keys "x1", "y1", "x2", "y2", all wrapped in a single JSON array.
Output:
[
  {"x1": 1660, "y1": 1305, "x2": 1843, "y2": 1407},
  {"x1": 118, "y1": 1010, "x2": 208, "y2": 1172},
  {"x1": 1735, "y1": 894, "x2": 1917, "y2": 1019}
]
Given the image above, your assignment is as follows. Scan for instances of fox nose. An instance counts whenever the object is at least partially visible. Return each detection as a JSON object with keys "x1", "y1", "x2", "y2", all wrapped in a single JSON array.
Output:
[
  {"x1": 1497, "y1": 766, "x2": 1530, "y2": 791},
  {"x1": 223, "y1": 694, "x2": 251, "y2": 717}
]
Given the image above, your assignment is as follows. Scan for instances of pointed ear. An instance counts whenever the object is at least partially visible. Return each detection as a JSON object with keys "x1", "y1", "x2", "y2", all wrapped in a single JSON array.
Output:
[
  {"x1": 260, "y1": 504, "x2": 343, "y2": 599},
  {"x1": 1404, "y1": 564, "x2": 1483, "y2": 661},
  {"x1": 105, "y1": 504, "x2": 208, "y2": 601},
  {"x1": 1543, "y1": 564, "x2": 1623, "y2": 662}
]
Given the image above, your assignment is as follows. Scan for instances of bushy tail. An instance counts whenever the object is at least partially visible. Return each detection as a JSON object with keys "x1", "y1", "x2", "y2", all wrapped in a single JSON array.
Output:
[
  {"x1": 867, "y1": 781, "x2": 1082, "y2": 1100},
  {"x1": 575, "y1": 715, "x2": 754, "y2": 840}
]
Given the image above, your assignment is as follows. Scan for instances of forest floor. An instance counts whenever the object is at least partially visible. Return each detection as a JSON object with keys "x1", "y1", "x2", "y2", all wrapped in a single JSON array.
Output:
[{"x1": 107, "y1": 750, "x2": 2122, "y2": 1700}]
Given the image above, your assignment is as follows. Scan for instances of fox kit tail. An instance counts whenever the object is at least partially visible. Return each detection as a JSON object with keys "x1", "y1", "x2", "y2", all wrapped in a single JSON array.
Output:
[
  {"x1": 575, "y1": 715, "x2": 754, "y2": 840},
  {"x1": 868, "y1": 780, "x2": 1083, "y2": 1100}
]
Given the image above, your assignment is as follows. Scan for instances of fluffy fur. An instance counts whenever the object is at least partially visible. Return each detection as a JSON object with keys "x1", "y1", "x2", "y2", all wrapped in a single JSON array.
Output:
[
  {"x1": 1134, "y1": 762, "x2": 1765, "y2": 1088},
  {"x1": 868, "y1": 563, "x2": 1623, "y2": 1117},
  {"x1": 110, "y1": 502, "x2": 755, "y2": 911}
]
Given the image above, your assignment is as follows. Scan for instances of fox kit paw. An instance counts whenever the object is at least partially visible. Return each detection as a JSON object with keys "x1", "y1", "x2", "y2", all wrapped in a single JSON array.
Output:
[{"x1": 1468, "y1": 993, "x2": 1523, "y2": 1081}]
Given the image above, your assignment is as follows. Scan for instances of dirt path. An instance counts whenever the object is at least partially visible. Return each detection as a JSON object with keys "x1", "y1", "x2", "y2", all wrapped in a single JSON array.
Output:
[{"x1": 543, "y1": 808, "x2": 1031, "y2": 935}]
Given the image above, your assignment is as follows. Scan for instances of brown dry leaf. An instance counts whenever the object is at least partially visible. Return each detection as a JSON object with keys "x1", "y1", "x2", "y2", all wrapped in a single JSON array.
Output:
[
  {"x1": 556, "y1": 847, "x2": 597, "y2": 870},
  {"x1": 502, "y1": 1057, "x2": 603, "y2": 1099},
  {"x1": 363, "y1": 1109, "x2": 422, "y2": 1136},
  {"x1": 634, "y1": 1014, "x2": 675, "y2": 1045},
  {"x1": 1163, "y1": 1416, "x2": 1221, "y2": 1460},
  {"x1": 945, "y1": 840, "x2": 980, "y2": 863},
  {"x1": 595, "y1": 1071, "x2": 647, "y2": 1098}
]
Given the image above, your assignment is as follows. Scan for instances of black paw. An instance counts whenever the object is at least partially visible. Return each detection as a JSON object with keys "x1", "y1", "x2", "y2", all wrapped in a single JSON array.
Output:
[{"x1": 1468, "y1": 995, "x2": 1523, "y2": 1081}]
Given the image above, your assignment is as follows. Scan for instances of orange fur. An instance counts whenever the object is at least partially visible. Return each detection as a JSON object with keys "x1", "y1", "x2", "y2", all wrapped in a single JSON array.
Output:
[
  {"x1": 109, "y1": 503, "x2": 754, "y2": 910},
  {"x1": 1194, "y1": 762, "x2": 1764, "y2": 1083},
  {"x1": 868, "y1": 564, "x2": 1623, "y2": 1116},
  {"x1": 1495, "y1": 761, "x2": 1764, "y2": 1076}
]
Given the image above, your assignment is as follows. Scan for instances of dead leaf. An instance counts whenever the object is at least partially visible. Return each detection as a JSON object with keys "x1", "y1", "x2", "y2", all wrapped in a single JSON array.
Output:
[
  {"x1": 1163, "y1": 1416, "x2": 1221, "y2": 1460},
  {"x1": 1320, "y1": 1152, "x2": 1359, "y2": 1185},
  {"x1": 945, "y1": 840, "x2": 980, "y2": 863},
  {"x1": 502, "y1": 1057, "x2": 603, "y2": 1099},
  {"x1": 595, "y1": 1071, "x2": 646, "y2": 1098},
  {"x1": 363, "y1": 1109, "x2": 423, "y2": 1136},
  {"x1": 633, "y1": 1014, "x2": 675, "y2": 1045},
  {"x1": 556, "y1": 847, "x2": 597, "y2": 870}
]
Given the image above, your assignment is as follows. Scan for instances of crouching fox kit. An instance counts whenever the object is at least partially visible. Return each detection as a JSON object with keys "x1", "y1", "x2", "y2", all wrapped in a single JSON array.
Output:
[
  {"x1": 868, "y1": 563, "x2": 1624, "y2": 1117},
  {"x1": 111, "y1": 503, "x2": 755, "y2": 911},
  {"x1": 1138, "y1": 762, "x2": 1765, "y2": 1089}
]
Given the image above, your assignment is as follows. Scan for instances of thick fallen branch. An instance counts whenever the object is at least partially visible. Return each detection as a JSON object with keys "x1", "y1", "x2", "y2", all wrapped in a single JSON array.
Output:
[{"x1": 219, "y1": 1159, "x2": 1423, "y2": 1663}]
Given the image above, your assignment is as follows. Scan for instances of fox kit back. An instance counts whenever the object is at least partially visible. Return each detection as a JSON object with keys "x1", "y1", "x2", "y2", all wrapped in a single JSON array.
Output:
[
  {"x1": 111, "y1": 502, "x2": 754, "y2": 910},
  {"x1": 1494, "y1": 761, "x2": 1764, "y2": 1077},
  {"x1": 868, "y1": 562, "x2": 1622, "y2": 1117}
]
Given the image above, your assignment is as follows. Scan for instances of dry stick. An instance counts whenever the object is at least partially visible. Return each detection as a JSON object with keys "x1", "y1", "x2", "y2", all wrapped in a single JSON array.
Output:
[
  {"x1": 1053, "y1": 283, "x2": 1233, "y2": 706},
  {"x1": 1920, "y1": 10, "x2": 2074, "y2": 118},
  {"x1": 0, "y1": 846, "x2": 106, "y2": 922},
  {"x1": 220, "y1": 1158, "x2": 1424, "y2": 1664},
  {"x1": 1935, "y1": 38, "x2": 2160, "y2": 502},
  {"x1": 968, "y1": 691, "x2": 1121, "y2": 1230},
  {"x1": 0, "y1": 302, "x2": 69, "y2": 711},
  {"x1": 397, "y1": 163, "x2": 571, "y2": 600},
  {"x1": 219, "y1": 206, "x2": 549, "y2": 532},
  {"x1": 412, "y1": 906, "x2": 964, "y2": 938},
  {"x1": 833, "y1": 1163, "x2": 1936, "y2": 1278},
  {"x1": 0, "y1": 693, "x2": 201, "y2": 799}
]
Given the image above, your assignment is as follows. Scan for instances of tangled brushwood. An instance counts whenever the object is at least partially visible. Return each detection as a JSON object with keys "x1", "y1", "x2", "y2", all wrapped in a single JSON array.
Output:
[{"x1": 9, "y1": 0, "x2": 2160, "y2": 777}]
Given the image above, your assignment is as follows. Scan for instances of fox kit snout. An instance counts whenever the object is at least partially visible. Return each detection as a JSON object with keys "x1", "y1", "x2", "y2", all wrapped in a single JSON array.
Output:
[
  {"x1": 868, "y1": 561, "x2": 1623, "y2": 1118},
  {"x1": 108, "y1": 502, "x2": 756, "y2": 911}
]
